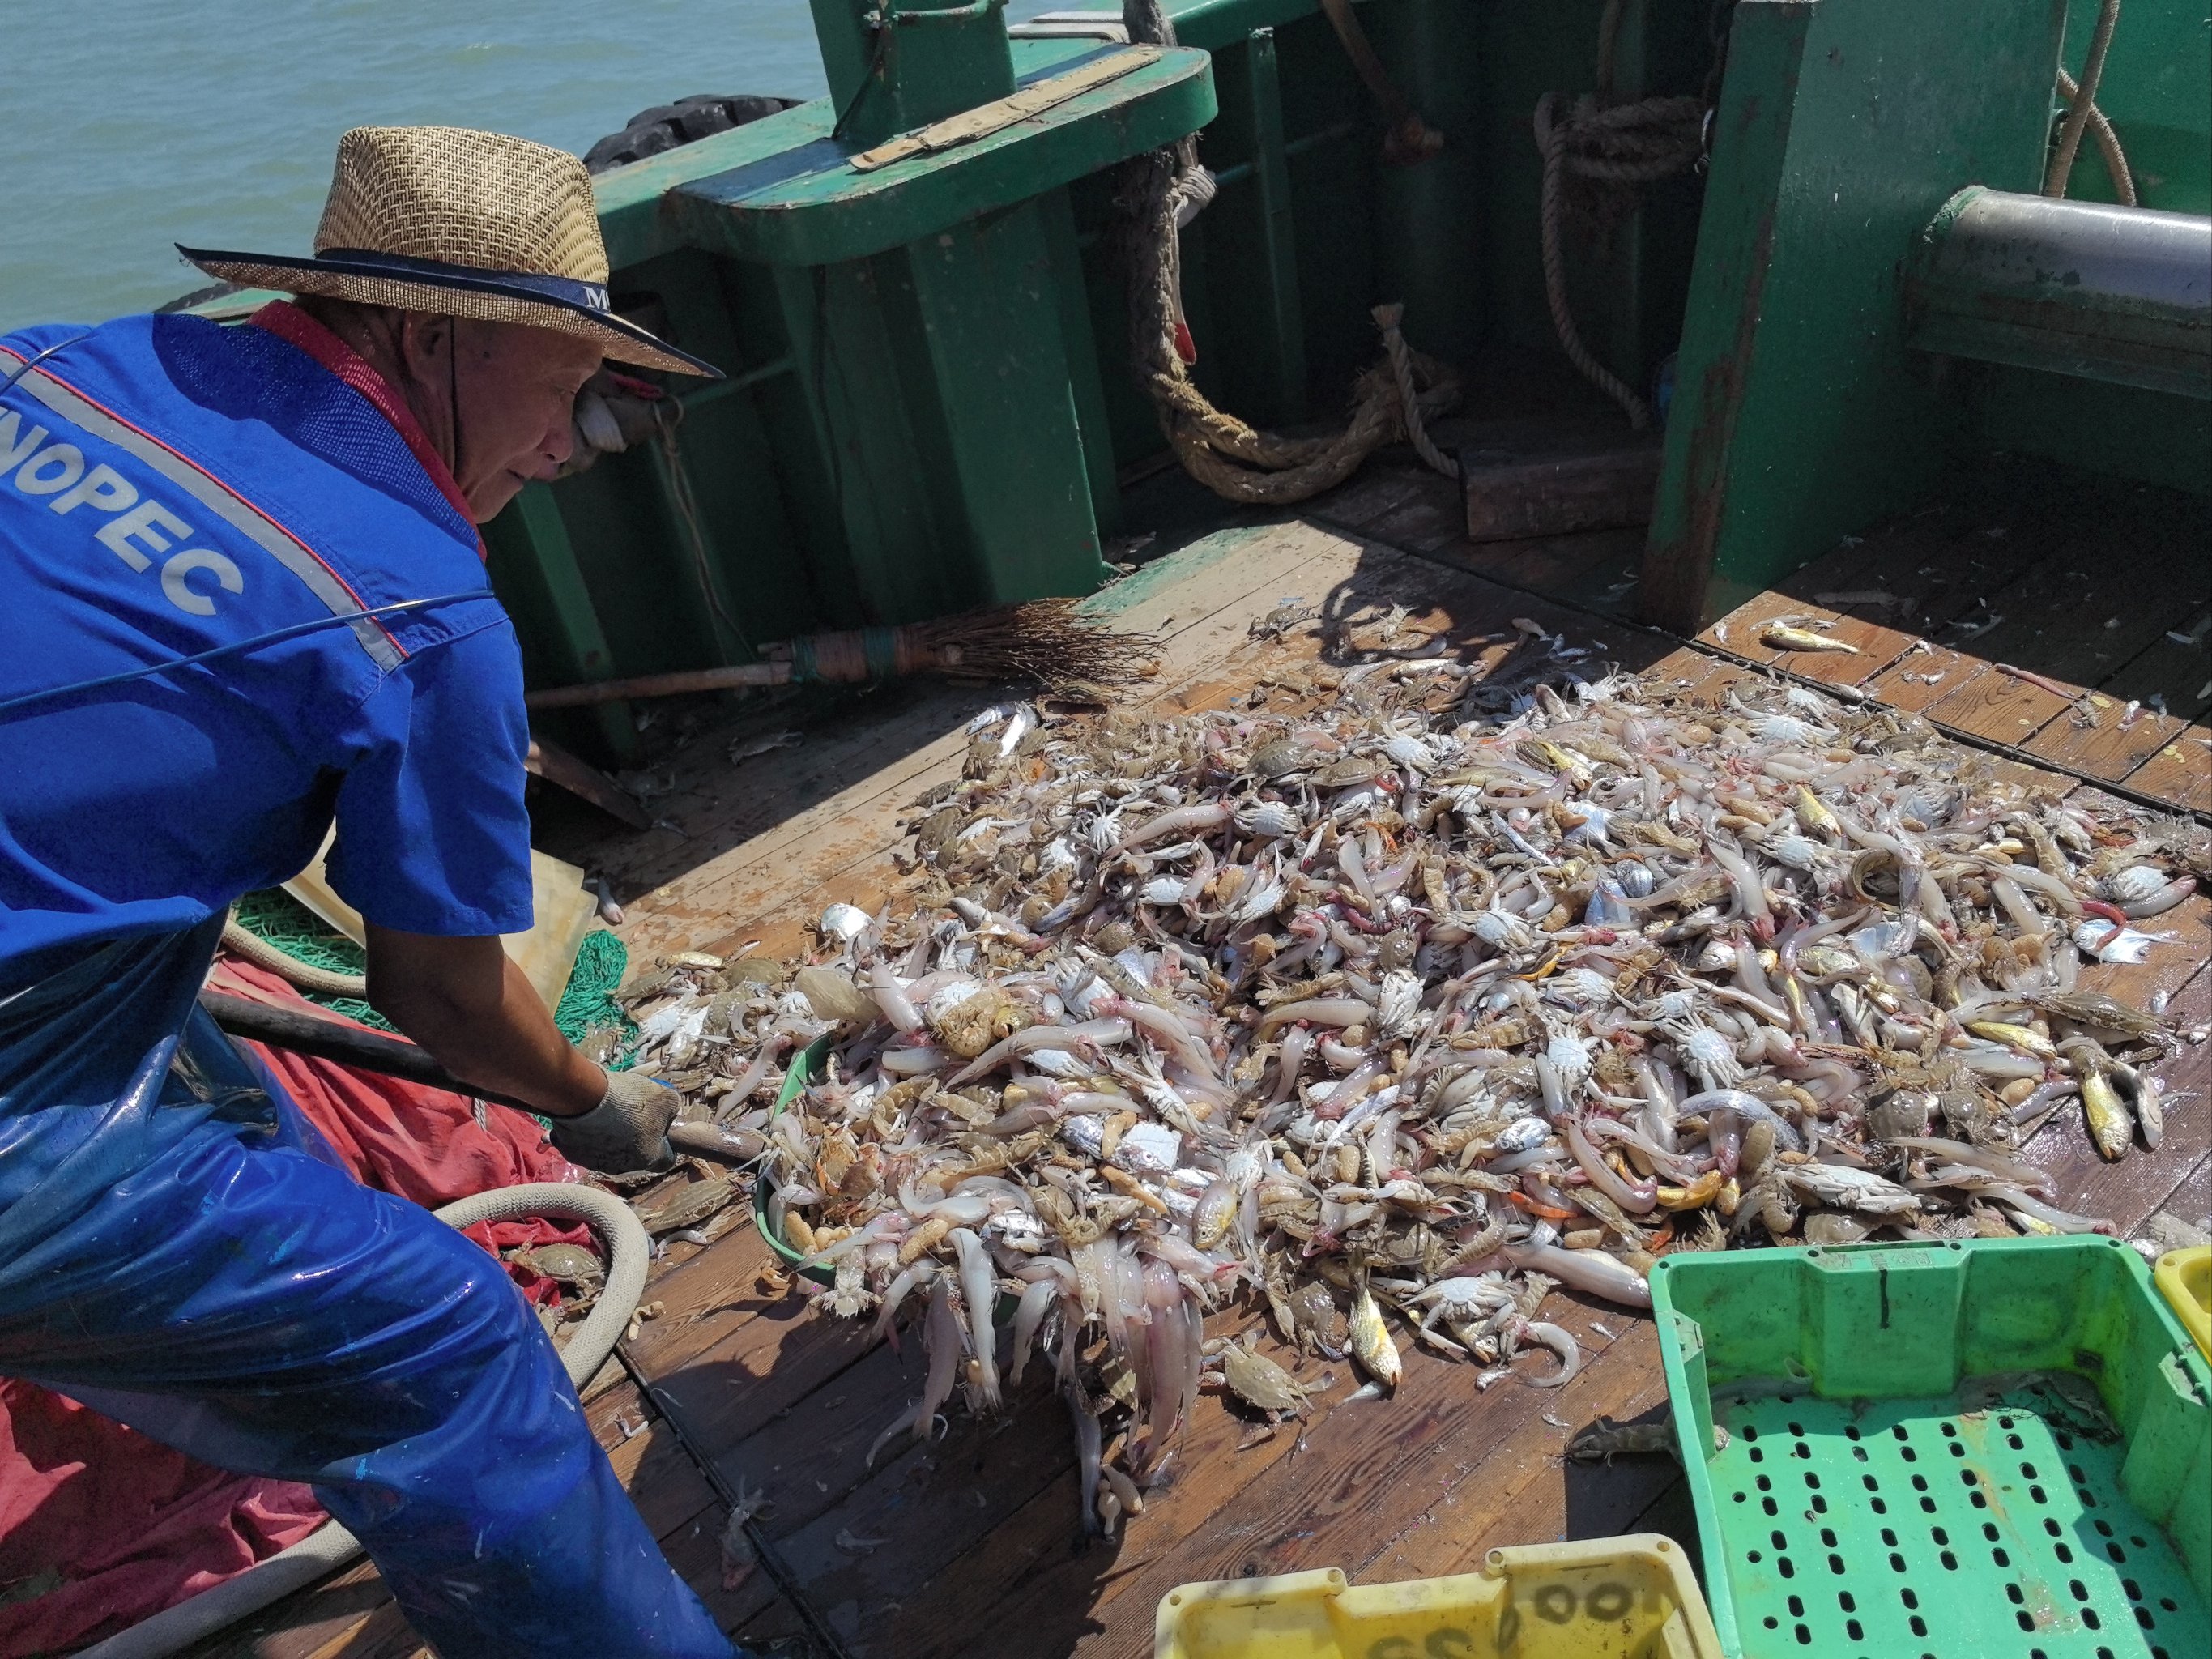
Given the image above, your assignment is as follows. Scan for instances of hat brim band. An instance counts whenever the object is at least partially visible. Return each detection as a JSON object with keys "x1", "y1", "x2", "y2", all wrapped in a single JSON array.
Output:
[{"x1": 175, "y1": 244, "x2": 723, "y2": 379}]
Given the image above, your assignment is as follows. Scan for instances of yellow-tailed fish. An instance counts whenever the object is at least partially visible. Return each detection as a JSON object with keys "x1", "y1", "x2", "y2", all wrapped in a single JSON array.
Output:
[
  {"x1": 1967, "y1": 1021, "x2": 2059, "y2": 1063},
  {"x1": 1795, "y1": 786, "x2": 1841, "y2": 837},
  {"x1": 1349, "y1": 1279, "x2": 1402, "y2": 1390},
  {"x1": 2079, "y1": 1069, "x2": 2133, "y2": 1162}
]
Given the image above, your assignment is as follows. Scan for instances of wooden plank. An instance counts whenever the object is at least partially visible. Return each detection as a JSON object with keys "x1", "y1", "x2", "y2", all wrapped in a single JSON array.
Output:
[
  {"x1": 2096, "y1": 599, "x2": 2212, "y2": 725},
  {"x1": 2018, "y1": 904, "x2": 2212, "y2": 1237},
  {"x1": 1759, "y1": 495, "x2": 2044, "y2": 643},
  {"x1": 820, "y1": 1307, "x2": 1321, "y2": 1659},
  {"x1": 2123, "y1": 726, "x2": 2212, "y2": 815},
  {"x1": 1861, "y1": 640, "x2": 2006, "y2": 714},
  {"x1": 2150, "y1": 1150, "x2": 2212, "y2": 1237},
  {"x1": 722, "y1": 1363, "x2": 1093, "y2": 1646},
  {"x1": 1461, "y1": 445, "x2": 1660, "y2": 545},
  {"x1": 2023, "y1": 694, "x2": 2189, "y2": 788},
  {"x1": 1421, "y1": 525, "x2": 1649, "y2": 615},
  {"x1": 1907, "y1": 524, "x2": 2189, "y2": 709},
  {"x1": 178, "y1": 1559, "x2": 390, "y2": 1659},
  {"x1": 1912, "y1": 660, "x2": 2077, "y2": 750},
  {"x1": 964, "y1": 1297, "x2": 1635, "y2": 1655},
  {"x1": 1699, "y1": 592, "x2": 1915, "y2": 689},
  {"x1": 1357, "y1": 1320, "x2": 1675, "y2": 1584},
  {"x1": 1304, "y1": 461, "x2": 1433, "y2": 535}
]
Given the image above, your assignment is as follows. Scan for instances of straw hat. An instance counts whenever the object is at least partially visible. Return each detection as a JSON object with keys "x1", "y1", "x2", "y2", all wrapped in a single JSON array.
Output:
[{"x1": 179, "y1": 125, "x2": 720, "y2": 378}]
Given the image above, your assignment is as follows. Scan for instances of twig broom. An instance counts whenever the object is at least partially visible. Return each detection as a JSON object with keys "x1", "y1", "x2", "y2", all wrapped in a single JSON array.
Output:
[{"x1": 523, "y1": 598, "x2": 1158, "y2": 710}]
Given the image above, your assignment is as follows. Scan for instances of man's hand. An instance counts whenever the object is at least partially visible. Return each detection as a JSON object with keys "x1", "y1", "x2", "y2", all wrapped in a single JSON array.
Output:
[
  {"x1": 364, "y1": 926, "x2": 607, "y2": 1119},
  {"x1": 550, "y1": 1070, "x2": 679, "y2": 1173}
]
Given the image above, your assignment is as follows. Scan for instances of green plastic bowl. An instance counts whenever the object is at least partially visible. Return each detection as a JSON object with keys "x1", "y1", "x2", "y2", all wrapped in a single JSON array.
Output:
[{"x1": 752, "y1": 1034, "x2": 835, "y2": 1286}]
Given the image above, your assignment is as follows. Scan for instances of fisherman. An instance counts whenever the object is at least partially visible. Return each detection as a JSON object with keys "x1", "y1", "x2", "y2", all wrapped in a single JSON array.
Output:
[{"x1": 0, "y1": 127, "x2": 741, "y2": 1657}]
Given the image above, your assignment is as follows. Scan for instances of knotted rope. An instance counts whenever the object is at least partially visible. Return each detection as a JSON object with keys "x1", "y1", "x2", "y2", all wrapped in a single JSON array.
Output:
[
  {"x1": 1533, "y1": 91, "x2": 1704, "y2": 430},
  {"x1": 1113, "y1": 3, "x2": 1460, "y2": 505}
]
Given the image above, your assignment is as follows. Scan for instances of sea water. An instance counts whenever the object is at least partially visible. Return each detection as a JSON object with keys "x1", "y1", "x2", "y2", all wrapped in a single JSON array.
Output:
[{"x1": 0, "y1": 0, "x2": 1062, "y2": 334}]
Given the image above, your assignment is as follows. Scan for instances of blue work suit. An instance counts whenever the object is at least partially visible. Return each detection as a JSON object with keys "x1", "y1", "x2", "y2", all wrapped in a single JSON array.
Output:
[{"x1": 0, "y1": 313, "x2": 733, "y2": 1658}]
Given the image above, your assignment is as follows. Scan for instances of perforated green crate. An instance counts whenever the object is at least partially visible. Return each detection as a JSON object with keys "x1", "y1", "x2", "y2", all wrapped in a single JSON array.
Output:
[{"x1": 1651, "y1": 1236, "x2": 2210, "y2": 1659}]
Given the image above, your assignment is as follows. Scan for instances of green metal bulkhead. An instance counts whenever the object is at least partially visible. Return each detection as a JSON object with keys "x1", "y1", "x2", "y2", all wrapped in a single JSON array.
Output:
[
  {"x1": 812, "y1": 0, "x2": 1017, "y2": 147},
  {"x1": 658, "y1": 29, "x2": 1214, "y2": 613},
  {"x1": 497, "y1": 11, "x2": 1215, "y2": 763}
]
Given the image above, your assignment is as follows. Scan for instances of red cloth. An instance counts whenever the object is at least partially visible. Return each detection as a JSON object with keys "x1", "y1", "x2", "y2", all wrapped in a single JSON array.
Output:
[
  {"x1": 0, "y1": 956, "x2": 595, "y2": 1654},
  {"x1": 249, "y1": 299, "x2": 484, "y2": 548},
  {"x1": 0, "y1": 1386, "x2": 326, "y2": 1657}
]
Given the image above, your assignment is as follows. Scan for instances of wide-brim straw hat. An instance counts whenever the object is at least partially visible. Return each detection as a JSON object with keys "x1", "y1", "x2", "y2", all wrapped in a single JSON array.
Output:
[{"x1": 179, "y1": 125, "x2": 721, "y2": 378}]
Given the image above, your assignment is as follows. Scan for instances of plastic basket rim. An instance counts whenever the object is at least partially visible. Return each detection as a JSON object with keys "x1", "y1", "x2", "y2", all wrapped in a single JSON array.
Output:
[{"x1": 1650, "y1": 1235, "x2": 2212, "y2": 1657}]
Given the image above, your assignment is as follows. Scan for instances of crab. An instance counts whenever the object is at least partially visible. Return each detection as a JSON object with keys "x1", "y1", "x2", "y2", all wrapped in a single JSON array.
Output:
[
  {"x1": 1401, "y1": 1273, "x2": 1518, "y2": 1358},
  {"x1": 1201, "y1": 1330, "x2": 1315, "y2": 1444}
]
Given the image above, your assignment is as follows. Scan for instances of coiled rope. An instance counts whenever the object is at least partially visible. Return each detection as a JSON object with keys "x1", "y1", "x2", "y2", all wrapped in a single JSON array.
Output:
[
  {"x1": 1532, "y1": 91, "x2": 1704, "y2": 430},
  {"x1": 1115, "y1": 0, "x2": 1460, "y2": 503}
]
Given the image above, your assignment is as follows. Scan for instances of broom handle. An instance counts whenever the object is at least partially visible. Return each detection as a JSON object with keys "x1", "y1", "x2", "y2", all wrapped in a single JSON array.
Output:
[
  {"x1": 525, "y1": 660, "x2": 792, "y2": 709},
  {"x1": 523, "y1": 625, "x2": 947, "y2": 709}
]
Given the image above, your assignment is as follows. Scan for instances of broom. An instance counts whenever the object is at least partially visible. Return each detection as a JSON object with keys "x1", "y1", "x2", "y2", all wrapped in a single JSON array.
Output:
[{"x1": 523, "y1": 598, "x2": 1158, "y2": 710}]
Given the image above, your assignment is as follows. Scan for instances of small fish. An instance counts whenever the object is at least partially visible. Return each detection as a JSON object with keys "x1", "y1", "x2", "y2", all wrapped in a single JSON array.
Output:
[
  {"x1": 1814, "y1": 590, "x2": 1904, "y2": 610},
  {"x1": 1760, "y1": 622, "x2": 1860, "y2": 655},
  {"x1": 1348, "y1": 1278, "x2": 1402, "y2": 1391},
  {"x1": 2073, "y1": 919, "x2": 2174, "y2": 963},
  {"x1": 2080, "y1": 1069, "x2": 2134, "y2": 1162},
  {"x1": 727, "y1": 728, "x2": 803, "y2": 762},
  {"x1": 1967, "y1": 1021, "x2": 2059, "y2": 1063},
  {"x1": 1794, "y1": 785, "x2": 1840, "y2": 838}
]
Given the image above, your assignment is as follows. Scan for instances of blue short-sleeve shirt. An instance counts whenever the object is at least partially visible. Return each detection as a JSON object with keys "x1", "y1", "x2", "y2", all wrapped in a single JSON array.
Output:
[{"x1": 0, "y1": 311, "x2": 535, "y2": 972}]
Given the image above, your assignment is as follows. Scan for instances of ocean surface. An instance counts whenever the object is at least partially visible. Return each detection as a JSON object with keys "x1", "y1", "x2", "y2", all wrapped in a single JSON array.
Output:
[{"x1": 0, "y1": 0, "x2": 1059, "y2": 334}]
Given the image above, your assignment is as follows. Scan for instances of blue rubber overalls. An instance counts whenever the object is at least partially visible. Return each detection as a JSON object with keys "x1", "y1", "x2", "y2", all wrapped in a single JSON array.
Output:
[{"x1": 0, "y1": 313, "x2": 733, "y2": 1658}]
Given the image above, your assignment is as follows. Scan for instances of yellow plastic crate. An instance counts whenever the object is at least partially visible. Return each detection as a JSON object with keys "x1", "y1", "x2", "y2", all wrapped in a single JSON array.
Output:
[
  {"x1": 1155, "y1": 1535, "x2": 1721, "y2": 1659},
  {"x1": 2159, "y1": 1246, "x2": 2211, "y2": 1359}
]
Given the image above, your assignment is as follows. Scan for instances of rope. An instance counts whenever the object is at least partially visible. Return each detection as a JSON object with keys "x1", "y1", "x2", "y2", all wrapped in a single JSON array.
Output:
[
  {"x1": 2046, "y1": 0, "x2": 2122, "y2": 199},
  {"x1": 2054, "y1": 64, "x2": 2135, "y2": 206},
  {"x1": 221, "y1": 915, "x2": 369, "y2": 999},
  {"x1": 1114, "y1": 1, "x2": 1460, "y2": 505},
  {"x1": 1532, "y1": 91, "x2": 1704, "y2": 430},
  {"x1": 1375, "y1": 303, "x2": 1456, "y2": 479},
  {"x1": 654, "y1": 421, "x2": 752, "y2": 655}
]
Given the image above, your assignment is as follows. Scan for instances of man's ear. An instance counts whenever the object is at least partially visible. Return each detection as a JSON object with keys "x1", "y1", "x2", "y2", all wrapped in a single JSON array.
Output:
[{"x1": 398, "y1": 312, "x2": 455, "y2": 381}]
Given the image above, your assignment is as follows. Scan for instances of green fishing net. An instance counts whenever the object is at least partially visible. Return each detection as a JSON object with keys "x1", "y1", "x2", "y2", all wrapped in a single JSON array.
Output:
[{"x1": 228, "y1": 888, "x2": 636, "y2": 1056}]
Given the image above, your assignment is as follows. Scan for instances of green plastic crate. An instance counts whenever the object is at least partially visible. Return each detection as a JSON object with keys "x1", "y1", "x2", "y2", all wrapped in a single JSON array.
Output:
[{"x1": 1651, "y1": 1237, "x2": 2211, "y2": 1659}]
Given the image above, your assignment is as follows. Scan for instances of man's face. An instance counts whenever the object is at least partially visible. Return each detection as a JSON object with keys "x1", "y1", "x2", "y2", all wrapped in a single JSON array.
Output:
[{"x1": 406, "y1": 317, "x2": 603, "y2": 522}]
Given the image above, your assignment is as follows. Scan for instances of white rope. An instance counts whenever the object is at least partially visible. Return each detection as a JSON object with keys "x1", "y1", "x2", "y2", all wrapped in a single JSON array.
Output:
[
  {"x1": 2046, "y1": 0, "x2": 2123, "y2": 199},
  {"x1": 1532, "y1": 91, "x2": 1704, "y2": 430}
]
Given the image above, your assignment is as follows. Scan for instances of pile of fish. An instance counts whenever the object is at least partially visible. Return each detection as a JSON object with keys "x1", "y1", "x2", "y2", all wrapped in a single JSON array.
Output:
[{"x1": 613, "y1": 663, "x2": 2203, "y2": 1533}]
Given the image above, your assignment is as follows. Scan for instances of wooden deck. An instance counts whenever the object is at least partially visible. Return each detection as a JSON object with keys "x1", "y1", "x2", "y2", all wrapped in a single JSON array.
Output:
[{"x1": 189, "y1": 455, "x2": 2210, "y2": 1659}]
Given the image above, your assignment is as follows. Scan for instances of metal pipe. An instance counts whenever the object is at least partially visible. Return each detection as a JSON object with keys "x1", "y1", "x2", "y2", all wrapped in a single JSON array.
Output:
[{"x1": 1905, "y1": 186, "x2": 2210, "y2": 399}]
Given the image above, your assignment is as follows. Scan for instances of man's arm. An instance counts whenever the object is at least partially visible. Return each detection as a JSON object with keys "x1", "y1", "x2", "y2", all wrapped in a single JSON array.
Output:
[{"x1": 364, "y1": 925, "x2": 604, "y2": 1117}]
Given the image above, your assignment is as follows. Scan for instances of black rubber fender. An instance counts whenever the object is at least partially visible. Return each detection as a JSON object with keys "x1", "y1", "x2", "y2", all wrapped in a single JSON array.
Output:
[{"x1": 582, "y1": 93, "x2": 799, "y2": 173}]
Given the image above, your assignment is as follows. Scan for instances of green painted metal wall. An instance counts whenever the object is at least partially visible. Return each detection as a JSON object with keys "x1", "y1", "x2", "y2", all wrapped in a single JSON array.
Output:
[{"x1": 501, "y1": 0, "x2": 1732, "y2": 763}]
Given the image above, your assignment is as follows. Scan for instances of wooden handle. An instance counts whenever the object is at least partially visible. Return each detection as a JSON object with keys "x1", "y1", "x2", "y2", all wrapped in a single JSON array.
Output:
[
  {"x1": 201, "y1": 991, "x2": 543, "y2": 1116},
  {"x1": 525, "y1": 659, "x2": 791, "y2": 710}
]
